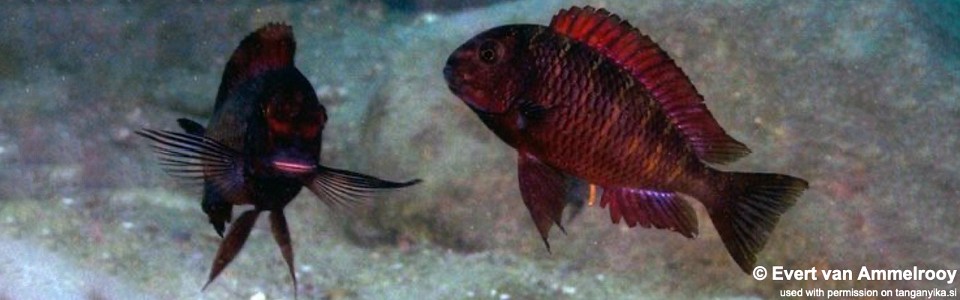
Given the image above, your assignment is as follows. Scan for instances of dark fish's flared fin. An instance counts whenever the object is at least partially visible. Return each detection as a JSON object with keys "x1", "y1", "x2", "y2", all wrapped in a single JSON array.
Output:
[
  {"x1": 517, "y1": 152, "x2": 568, "y2": 252},
  {"x1": 135, "y1": 129, "x2": 239, "y2": 178},
  {"x1": 706, "y1": 172, "x2": 808, "y2": 273},
  {"x1": 203, "y1": 210, "x2": 260, "y2": 291},
  {"x1": 177, "y1": 118, "x2": 206, "y2": 136},
  {"x1": 549, "y1": 6, "x2": 750, "y2": 164},
  {"x1": 136, "y1": 129, "x2": 251, "y2": 204},
  {"x1": 304, "y1": 165, "x2": 421, "y2": 212},
  {"x1": 269, "y1": 211, "x2": 297, "y2": 299},
  {"x1": 599, "y1": 187, "x2": 698, "y2": 238},
  {"x1": 215, "y1": 23, "x2": 296, "y2": 110}
]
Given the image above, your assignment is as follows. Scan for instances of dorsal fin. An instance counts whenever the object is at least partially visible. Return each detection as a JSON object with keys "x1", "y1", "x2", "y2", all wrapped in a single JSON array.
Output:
[
  {"x1": 550, "y1": 7, "x2": 750, "y2": 164},
  {"x1": 215, "y1": 23, "x2": 296, "y2": 110}
]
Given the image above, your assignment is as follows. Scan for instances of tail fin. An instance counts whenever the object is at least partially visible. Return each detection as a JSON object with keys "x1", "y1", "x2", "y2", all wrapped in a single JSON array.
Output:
[{"x1": 706, "y1": 172, "x2": 808, "y2": 273}]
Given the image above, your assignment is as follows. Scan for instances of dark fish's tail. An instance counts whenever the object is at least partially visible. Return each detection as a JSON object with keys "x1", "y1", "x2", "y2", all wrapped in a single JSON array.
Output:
[{"x1": 705, "y1": 172, "x2": 808, "y2": 273}]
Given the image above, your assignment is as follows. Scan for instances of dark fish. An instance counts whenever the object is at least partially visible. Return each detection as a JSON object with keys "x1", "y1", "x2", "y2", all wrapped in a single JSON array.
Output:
[
  {"x1": 137, "y1": 24, "x2": 420, "y2": 295},
  {"x1": 443, "y1": 6, "x2": 808, "y2": 272}
]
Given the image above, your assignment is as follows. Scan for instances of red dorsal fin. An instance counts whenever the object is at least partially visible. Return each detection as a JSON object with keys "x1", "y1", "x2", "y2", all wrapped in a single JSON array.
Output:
[
  {"x1": 550, "y1": 7, "x2": 750, "y2": 164},
  {"x1": 215, "y1": 23, "x2": 296, "y2": 108}
]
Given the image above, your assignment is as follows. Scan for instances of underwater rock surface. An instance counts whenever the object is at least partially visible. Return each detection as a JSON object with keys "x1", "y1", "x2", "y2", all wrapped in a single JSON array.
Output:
[{"x1": 0, "y1": 0, "x2": 957, "y2": 298}]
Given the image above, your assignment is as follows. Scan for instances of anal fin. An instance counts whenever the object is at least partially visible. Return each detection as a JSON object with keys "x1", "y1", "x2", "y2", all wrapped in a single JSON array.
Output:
[
  {"x1": 599, "y1": 187, "x2": 698, "y2": 238},
  {"x1": 517, "y1": 152, "x2": 568, "y2": 252}
]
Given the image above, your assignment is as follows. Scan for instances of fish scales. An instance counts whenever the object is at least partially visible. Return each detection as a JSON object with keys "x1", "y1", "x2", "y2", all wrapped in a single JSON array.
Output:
[{"x1": 525, "y1": 32, "x2": 698, "y2": 190}]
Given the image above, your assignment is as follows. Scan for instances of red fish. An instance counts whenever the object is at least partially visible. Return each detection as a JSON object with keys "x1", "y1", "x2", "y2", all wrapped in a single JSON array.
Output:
[
  {"x1": 137, "y1": 24, "x2": 420, "y2": 294},
  {"x1": 443, "y1": 6, "x2": 808, "y2": 272}
]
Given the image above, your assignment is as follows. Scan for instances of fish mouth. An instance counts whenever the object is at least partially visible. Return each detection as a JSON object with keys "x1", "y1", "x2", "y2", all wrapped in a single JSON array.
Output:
[
  {"x1": 443, "y1": 67, "x2": 494, "y2": 114},
  {"x1": 444, "y1": 58, "x2": 506, "y2": 115},
  {"x1": 443, "y1": 62, "x2": 462, "y2": 94},
  {"x1": 273, "y1": 160, "x2": 316, "y2": 174},
  {"x1": 443, "y1": 63, "x2": 455, "y2": 84}
]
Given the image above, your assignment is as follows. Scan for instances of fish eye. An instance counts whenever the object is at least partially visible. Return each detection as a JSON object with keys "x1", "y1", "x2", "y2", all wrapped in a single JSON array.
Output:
[{"x1": 478, "y1": 40, "x2": 499, "y2": 64}]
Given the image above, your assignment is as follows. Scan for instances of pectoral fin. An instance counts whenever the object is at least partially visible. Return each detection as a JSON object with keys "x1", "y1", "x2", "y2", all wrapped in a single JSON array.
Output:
[
  {"x1": 136, "y1": 129, "x2": 247, "y2": 199},
  {"x1": 517, "y1": 152, "x2": 568, "y2": 252},
  {"x1": 304, "y1": 165, "x2": 421, "y2": 211}
]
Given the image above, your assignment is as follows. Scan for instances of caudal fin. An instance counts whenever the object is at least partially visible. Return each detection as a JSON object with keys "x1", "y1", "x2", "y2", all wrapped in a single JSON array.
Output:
[{"x1": 706, "y1": 172, "x2": 808, "y2": 273}]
